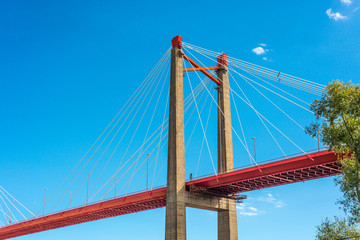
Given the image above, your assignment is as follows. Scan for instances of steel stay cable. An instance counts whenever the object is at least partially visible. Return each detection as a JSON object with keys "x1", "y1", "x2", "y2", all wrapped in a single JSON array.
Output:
[
  {"x1": 229, "y1": 71, "x2": 287, "y2": 158},
  {"x1": 76, "y1": 55, "x2": 169, "y2": 207},
  {"x1": 0, "y1": 186, "x2": 35, "y2": 217},
  {"x1": 0, "y1": 190, "x2": 26, "y2": 220},
  {"x1": 229, "y1": 81, "x2": 312, "y2": 158},
  {"x1": 184, "y1": 44, "x2": 323, "y2": 95},
  {"x1": 151, "y1": 79, "x2": 208, "y2": 189},
  {"x1": 125, "y1": 58, "x2": 170, "y2": 194},
  {"x1": 236, "y1": 70, "x2": 321, "y2": 140},
  {"x1": 184, "y1": 60, "x2": 217, "y2": 175},
  {"x1": 150, "y1": 79, "x2": 207, "y2": 189},
  {"x1": 87, "y1": 52, "x2": 171, "y2": 198},
  {"x1": 228, "y1": 68, "x2": 318, "y2": 114},
  {"x1": 89, "y1": 125, "x2": 169, "y2": 202},
  {"x1": 230, "y1": 90, "x2": 252, "y2": 163},
  {"x1": 183, "y1": 44, "x2": 324, "y2": 95},
  {"x1": 113, "y1": 79, "x2": 209, "y2": 196},
  {"x1": 231, "y1": 66, "x2": 323, "y2": 95},
  {"x1": 183, "y1": 48, "x2": 257, "y2": 164},
  {"x1": 0, "y1": 195, "x2": 17, "y2": 222},
  {"x1": 241, "y1": 75, "x2": 324, "y2": 148},
  {"x1": 0, "y1": 209, "x2": 15, "y2": 224},
  {"x1": 151, "y1": 88, "x2": 169, "y2": 190},
  {"x1": 228, "y1": 61, "x2": 324, "y2": 92},
  {"x1": 90, "y1": 80, "x2": 207, "y2": 201},
  {"x1": 195, "y1": 88, "x2": 215, "y2": 177},
  {"x1": 229, "y1": 63, "x2": 324, "y2": 94},
  {"x1": 185, "y1": 81, "x2": 211, "y2": 151},
  {"x1": 185, "y1": 46, "x2": 317, "y2": 113},
  {"x1": 103, "y1": 80, "x2": 208, "y2": 198},
  {"x1": 50, "y1": 49, "x2": 171, "y2": 213},
  {"x1": 0, "y1": 204, "x2": 8, "y2": 225},
  {"x1": 187, "y1": 39, "x2": 319, "y2": 155},
  {"x1": 44, "y1": 48, "x2": 171, "y2": 215},
  {"x1": 183, "y1": 42, "x2": 325, "y2": 88},
  {"x1": 101, "y1": 130, "x2": 169, "y2": 200},
  {"x1": 234, "y1": 66, "x2": 312, "y2": 107}
]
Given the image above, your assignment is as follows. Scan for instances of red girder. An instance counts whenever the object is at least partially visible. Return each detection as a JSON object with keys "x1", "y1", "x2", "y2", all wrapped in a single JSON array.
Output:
[{"x1": 0, "y1": 150, "x2": 341, "y2": 239}]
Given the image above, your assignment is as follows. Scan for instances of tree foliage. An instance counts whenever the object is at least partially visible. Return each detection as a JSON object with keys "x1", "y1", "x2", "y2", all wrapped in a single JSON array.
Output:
[
  {"x1": 306, "y1": 80, "x2": 360, "y2": 162},
  {"x1": 306, "y1": 81, "x2": 360, "y2": 237},
  {"x1": 315, "y1": 217, "x2": 360, "y2": 240}
]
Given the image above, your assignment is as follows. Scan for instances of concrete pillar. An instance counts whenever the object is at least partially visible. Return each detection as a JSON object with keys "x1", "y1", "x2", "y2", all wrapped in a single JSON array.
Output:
[
  {"x1": 165, "y1": 36, "x2": 186, "y2": 240},
  {"x1": 216, "y1": 54, "x2": 238, "y2": 240}
]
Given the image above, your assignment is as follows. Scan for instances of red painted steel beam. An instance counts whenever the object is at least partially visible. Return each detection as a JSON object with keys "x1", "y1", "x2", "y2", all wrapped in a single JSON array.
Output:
[
  {"x1": 183, "y1": 54, "x2": 222, "y2": 85},
  {"x1": 0, "y1": 187, "x2": 167, "y2": 239},
  {"x1": 0, "y1": 150, "x2": 341, "y2": 239},
  {"x1": 187, "y1": 150, "x2": 339, "y2": 190},
  {"x1": 183, "y1": 66, "x2": 220, "y2": 72}
]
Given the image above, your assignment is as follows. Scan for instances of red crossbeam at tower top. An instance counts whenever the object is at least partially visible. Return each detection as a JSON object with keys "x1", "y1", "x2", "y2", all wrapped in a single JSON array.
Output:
[{"x1": 0, "y1": 150, "x2": 341, "y2": 239}]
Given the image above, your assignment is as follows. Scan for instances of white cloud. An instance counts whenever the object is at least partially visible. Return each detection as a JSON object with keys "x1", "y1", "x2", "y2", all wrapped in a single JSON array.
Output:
[
  {"x1": 341, "y1": 0, "x2": 352, "y2": 5},
  {"x1": 326, "y1": 8, "x2": 347, "y2": 20},
  {"x1": 259, "y1": 43, "x2": 267, "y2": 47},
  {"x1": 237, "y1": 204, "x2": 261, "y2": 216},
  {"x1": 257, "y1": 193, "x2": 285, "y2": 208},
  {"x1": 252, "y1": 47, "x2": 266, "y2": 55},
  {"x1": 353, "y1": 7, "x2": 359, "y2": 12},
  {"x1": 239, "y1": 212, "x2": 258, "y2": 216},
  {"x1": 248, "y1": 207, "x2": 258, "y2": 212},
  {"x1": 262, "y1": 57, "x2": 268, "y2": 61}
]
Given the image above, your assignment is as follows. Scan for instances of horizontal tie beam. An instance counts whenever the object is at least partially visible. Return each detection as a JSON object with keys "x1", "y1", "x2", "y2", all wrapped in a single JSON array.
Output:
[
  {"x1": 183, "y1": 66, "x2": 220, "y2": 72},
  {"x1": 183, "y1": 54, "x2": 222, "y2": 85}
]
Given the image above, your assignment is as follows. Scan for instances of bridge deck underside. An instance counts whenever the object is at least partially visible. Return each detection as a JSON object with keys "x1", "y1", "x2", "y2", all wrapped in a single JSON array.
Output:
[{"x1": 0, "y1": 150, "x2": 341, "y2": 239}]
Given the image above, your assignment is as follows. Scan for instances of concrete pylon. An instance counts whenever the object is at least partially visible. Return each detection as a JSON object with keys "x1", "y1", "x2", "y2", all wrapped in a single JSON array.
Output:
[
  {"x1": 165, "y1": 36, "x2": 186, "y2": 240},
  {"x1": 217, "y1": 54, "x2": 238, "y2": 240},
  {"x1": 165, "y1": 37, "x2": 238, "y2": 240}
]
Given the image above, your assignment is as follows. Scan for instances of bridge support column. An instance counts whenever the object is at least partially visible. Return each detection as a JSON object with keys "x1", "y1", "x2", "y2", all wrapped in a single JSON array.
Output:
[
  {"x1": 165, "y1": 36, "x2": 186, "y2": 240},
  {"x1": 217, "y1": 54, "x2": 238, "y2": 240}
]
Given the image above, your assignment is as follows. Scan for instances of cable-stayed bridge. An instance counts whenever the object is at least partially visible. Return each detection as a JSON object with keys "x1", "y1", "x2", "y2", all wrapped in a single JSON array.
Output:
[{"x1": 0, "y1": 36, "x2": 340, "y2": 240}]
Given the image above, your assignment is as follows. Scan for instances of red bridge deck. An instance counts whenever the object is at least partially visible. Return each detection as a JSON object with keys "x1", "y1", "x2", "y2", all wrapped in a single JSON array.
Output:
[{"x1": 0, "y1": 150, "x2": 341, "y2": 239}]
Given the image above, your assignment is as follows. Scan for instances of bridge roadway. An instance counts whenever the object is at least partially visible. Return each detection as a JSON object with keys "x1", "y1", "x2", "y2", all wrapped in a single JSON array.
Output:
[{"x1": 0, "y1": 150, "x2": 341, "y2": 239}]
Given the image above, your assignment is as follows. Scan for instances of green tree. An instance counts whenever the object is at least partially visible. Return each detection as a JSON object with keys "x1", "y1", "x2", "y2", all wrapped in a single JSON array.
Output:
[
  {"x1": 307, "y1": 81, "x2": 360, "y2": 163},
  {"x1": 315, "y1": 217, "x2": 360, "y2": 240},
  {"x1": 306, "y1": 81, "x2": 360, "y2": 236}
]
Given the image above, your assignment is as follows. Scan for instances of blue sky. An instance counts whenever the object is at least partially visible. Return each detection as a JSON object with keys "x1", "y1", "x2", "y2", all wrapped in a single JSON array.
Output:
[{"x1": 0, "y1": 0, "x2": 359, "y2": 239}]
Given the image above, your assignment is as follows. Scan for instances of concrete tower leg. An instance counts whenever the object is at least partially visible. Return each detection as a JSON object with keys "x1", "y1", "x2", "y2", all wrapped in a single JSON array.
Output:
[
  {"x1": 217, "y1": 54, "x2": 238, "y2": 240},
  {"x1": 165, "y1": 36, "x2": 186, "y2": 240}
]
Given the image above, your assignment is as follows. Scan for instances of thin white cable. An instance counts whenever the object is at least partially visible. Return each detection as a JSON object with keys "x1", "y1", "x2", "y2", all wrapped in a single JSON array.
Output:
[
  {"x1": 88, "y1": 51, "x2": 171, "y2": 197},
  {"x1": 183, "y1": 43, "x2": 324, "y2": 96},
  {"x1": 183, "y1": 42, "x2": 325, "y2": 88},
  {"x1": 182, "y1": 48, "x2": 256, "y2": 164},
  {"x1": 237, "y1": 71, "x2": 324, "y2": 148},
  {"x1": 184, "y1": 60, "x2": 217, "y2": 175},
  {"x1": 185, "y1": 45, "x2": 319, "y2": 111},
  {"x1": 230, "y1": 90, "x2": 252, "y2": 163},
  {"x1": 0, "y1": 208, "x2": 15, "y2": 224},
  {"x1": 0, "y1": 195, "x2": 17, "y2": 222},
  {"x1": 229, "y1": 71, "x2": 287, "y2": 158},
  {"x1": 0, "y1": 186, "x2": 35, "y2": 217},
  {"x1": 47, "y1": 48, "x2": 171, "y2": 213},
  {"x1": 91, "y1": 81, "x2": 205, "y2": 201},
  {"x1": 0, "y1": 189, "x2": 27, "y2": 220},
  {"x1": 195, "y1": 89, "x2": 214, "y2": 177},
  {"x1": 185, "y1": 81, "x2": 211, "y2": 151},
  {"x1": 229, "y1": 82, "x2": 311, "y2": 157},
  {"x1": 51, "y1": 52, "x2": 168, "y2": 213}
]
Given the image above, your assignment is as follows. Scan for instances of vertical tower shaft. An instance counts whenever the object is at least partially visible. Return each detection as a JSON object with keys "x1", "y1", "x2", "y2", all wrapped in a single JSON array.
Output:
[
  {"x1": 165, "y1": 36, "x2": 186, "y2": 240},
  {"x1": 217, "y1": 54, "x2": 238, "y2": 240}
]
